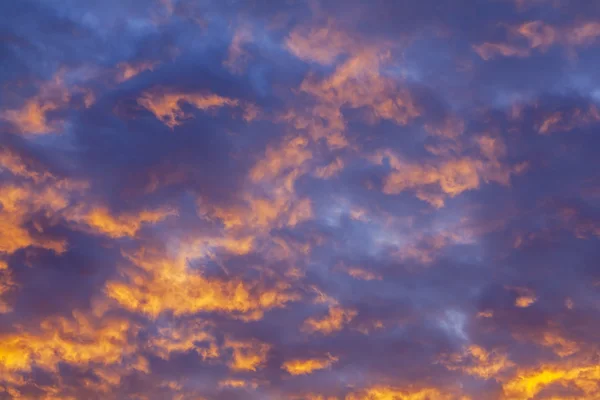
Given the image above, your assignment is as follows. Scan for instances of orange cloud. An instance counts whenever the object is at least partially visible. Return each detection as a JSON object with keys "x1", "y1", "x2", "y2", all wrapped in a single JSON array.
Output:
[
  {"x1": 202, "y1": 135, "x2": 314, "y2": 237},
  {"x1": 149, "y1": 321, "x2": 218, "y2": 361},
  {"x1": 374, "y1": 149, "x2": 525, "y2": 207},
  {"x1": 507, "y1": 286, "x2": 537, "y2": 308},
  {"x1": 539, "y1": 332, "x2": 580, "y2": 357},
  {"x1": 303, "y1": 306, "x2": 357, "y2": 335},
  {"x1": 0, "y1": 311, "x2": 137, "y2": 383},
  {"x1": 116, "y1": 61, "x2": 158, "y2": 82},
  {"x1": 344, "y1": 266, "x2": 382, "y2": 281},
  {"x1": 285, "y1": 22, "x2": 354, "y2": 65},
  {"x1": 105, "y1": 247, "x2": 299, "y2": 319},
  {"x1": 440, "y1": 345, "x2": 515, "y2": 379},
  {"x1": 219, "y1": 379, "x2": 259, "y2": 389},
  {"x1": 472, "y1": 43, "x2": 530, "y2": 60},
  {"x1": 537, "y1": 105, "x2": 600, "y2": 134},
  {"x1": 0, "y1": 70, "x2": 83, "y2": 135},
  {"x1": 250, "y1": 136, "x2": 312, "y2": 182},
  {"x1": 281, "y1": 23, "x2": 419, "y2": 153},
  {"x1": 474, "y1": 20, "x2": 600, "y2": 60},
  {"x1": 137, "y1": 89, "x2": 247, "y2": 128},
  {"x1": 0, "y1": 184, "x2": 70, "y2": 254},
  {"x1": 345, "y1": 386, "x2": 468, "y2": 400},
  {"x1": 0, "y1": 148, "x2": 55, "y2": 183},
  {"x1": 73, "y1": 206, "x2": 177, "y2": 238},
  {"x1": 282, "y1": 354, "x2": 338, "y2": 375},
  {"x1": 224, "y1": 338, "x2": 270, "y2": 371},
  {"x1": 502, "y1": 361, "x2": 600, "y2": 399}
]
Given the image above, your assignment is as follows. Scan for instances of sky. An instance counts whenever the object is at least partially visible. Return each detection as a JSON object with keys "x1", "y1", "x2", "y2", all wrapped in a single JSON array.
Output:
[{"x1": 0, "y1": 0, "x2": 600, "y2": 399}]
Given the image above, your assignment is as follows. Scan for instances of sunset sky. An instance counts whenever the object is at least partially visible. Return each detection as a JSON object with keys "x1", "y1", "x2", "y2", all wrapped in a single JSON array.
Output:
[{"x1": 1, "y1": 0, "x2": 600, "y2": 399}]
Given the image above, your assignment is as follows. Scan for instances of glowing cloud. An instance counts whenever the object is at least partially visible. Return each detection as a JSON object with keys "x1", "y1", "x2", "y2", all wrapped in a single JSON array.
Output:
[
  {"x1": 137, "y1": 89, "x2": 244, "y2": 128},
  {"x1": 282, "y1": 354, "x2": 338, "y2": 375},
  {"x1": 303, "y1": 306, "x2": 357, "y2": 335}
]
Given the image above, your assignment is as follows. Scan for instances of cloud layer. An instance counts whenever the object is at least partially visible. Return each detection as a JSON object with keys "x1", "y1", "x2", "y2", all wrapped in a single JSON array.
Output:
[{"x1": 1, "y1": 0, "x2": 599, "y2": 399}]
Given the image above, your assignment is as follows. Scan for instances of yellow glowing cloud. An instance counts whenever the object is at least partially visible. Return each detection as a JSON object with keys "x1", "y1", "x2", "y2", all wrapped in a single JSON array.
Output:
[
  {"x1": 0, "y1": 312, "x2": 137, "y2": 379},
  {"x1": 303, "y1": 306, "x2": 357, "y2": 335},
  {"x1": 105, "y1": 248, "x2": 299, "y2": 319},
  {"x1": 282, "y1": 354, "x2": 338, "y2": 375},
  {"x1": 137, "y1": 89, "x2": 245, "y2": 127},
  {"x1": 345, "y1": 386, "x2": 467, "y2": 400},
  {"x1": 502, "y1": 362, "x2": 600, "y2": 399},
  {"x1": 74, "y1": 206, "x2": 177, "y2": 238},
  {"x1": 224, "y1": 338, "x2": 270, "y2": 371}
]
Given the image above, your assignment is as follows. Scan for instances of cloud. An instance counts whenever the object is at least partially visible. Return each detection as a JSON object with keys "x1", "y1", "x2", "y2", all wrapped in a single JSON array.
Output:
[
  {"x1": 70, "y1": 206, "x2": 177, "y2": 238},
  {"x1": 105, "y1": 246, "x2": 299, "y2": 319},
  {"x1": 282, "y1": 354, "x2": 338, "y2": 375},
  {"x1": 137, "y1": 89, "x2": 244, "y2": 128},
  {"x1": 116, "y1": 61, "x2": 158, "y2": 83},
  {"x1": 224, "y1": 337, "x2": 270, "y2": 371},
  {"x1": 473, "y1": 20, "x2": 600, "y2": 60},
  {"x1": 302, "y1": 306, "x2": 357, "y2": 335},
  {"x1": 1, "y1": 0, "x2": 600, "y2": 398}
]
